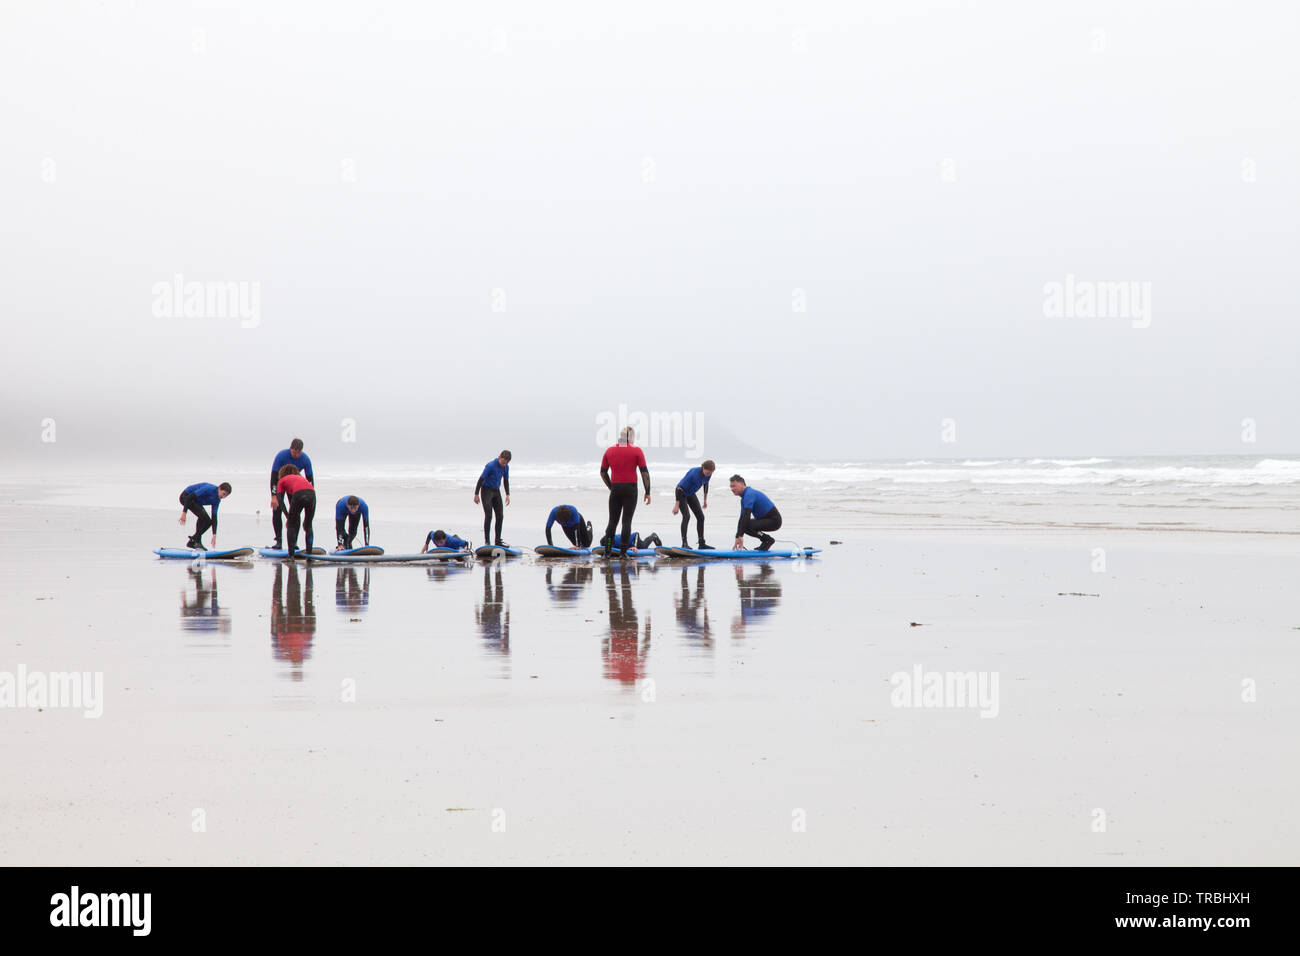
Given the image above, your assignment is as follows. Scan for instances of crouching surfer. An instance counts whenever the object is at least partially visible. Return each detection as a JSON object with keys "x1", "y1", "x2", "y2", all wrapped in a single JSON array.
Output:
[
  {"x1": 546, "y1": 505, "x2": 594, "y2": 548},
  {"x1": 178, "y1": 481, "x2": 231, "y2": 550},
  {"x1": 730, "y1": 475, "x2": 782, "y2": 551}
]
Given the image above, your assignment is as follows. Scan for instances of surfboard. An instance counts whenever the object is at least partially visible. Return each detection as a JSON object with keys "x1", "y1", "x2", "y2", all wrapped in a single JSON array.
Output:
[
  {"x1": 155, "y1": 547, "x2": 255, "y2": 560},
  {"x1": 333, "y1": 546, "x2": 385, "y2": 556},
  {"x1": 591, "y1": 547, "x2": 658, "y2": 561},
  {"x1": 534, "y1": 545, "x2": 592, "y2": 557},
  {"x1": 475, "y1": 545, "x2": 524, "y2": 560},
  {"x1": 656, "y1": 546, "x2": 821, "y2": 560},
  {"x1": 306, "y1": 551, "x2": 471, "y2": 564},
  {"x1": 256, "y1": 547, "x2": 327, "y2": 559}
]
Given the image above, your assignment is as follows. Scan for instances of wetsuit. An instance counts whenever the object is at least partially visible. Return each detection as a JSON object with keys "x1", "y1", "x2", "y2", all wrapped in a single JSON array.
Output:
[
  {"x1": 735, "y1": 486, "x2": 782, "y2": 548},
  {"x1": 600, "y1": 444, "x2": 649, "y2": 554},
  {"x1": 475, "y1": 459, "x2": 510, "y2": 545},
  {"x1": 334, "y1": 496, "x2": 370, "y2": 549},
  {"x1": 425, "y1": 532, "x2": 470, "y2": 551},
  {"x1": 276, "y1": 473, "x2": 316, "y2": 555},
  {"x1": 180, "y1": 482, "x2": 222, "y2": 541},
  {"x1": 546, "y1": 505, "x2": 592, "y2": 547},
  {"x1": 269, "y1": 449, "x2": 313, "y2": 546},
  {"x1": 675, "y1": 466, "x2": 711, "y2": 545}
]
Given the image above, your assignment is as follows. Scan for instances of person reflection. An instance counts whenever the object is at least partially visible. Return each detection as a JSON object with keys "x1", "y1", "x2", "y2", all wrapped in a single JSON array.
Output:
[
  {"x1": 180, "y1": 566, "x2": 231, "y2": 634},
  {"x1": 271, "y1": 561, "x2": 316, "y2": 679},
  {"x1": 730, "y1": 563, "x2": 782, "y2": 639},
  {"x1": 475, "y1": 564, "x2": 510, "y2": 667},
  {"x1": 602, "y1": 564, "x2": 650, "y2": 686},
  {"x1": 335, "y1": 566, "x2": 370, "y2": 614},
  {"x1": 545, "y1": 564, "x2": 593, "y2": 603},
  {"x1": 673, "y1": 564, "x2": 711, "y2": 649}
]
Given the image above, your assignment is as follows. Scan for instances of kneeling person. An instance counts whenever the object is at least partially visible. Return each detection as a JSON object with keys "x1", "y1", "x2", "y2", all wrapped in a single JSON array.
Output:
[
  {"x1": 546, "y1": 505, "x2": 593, "y2": 548},
  {"x1": 730, "y1": 475, "x2": 782, "y2": 551}
]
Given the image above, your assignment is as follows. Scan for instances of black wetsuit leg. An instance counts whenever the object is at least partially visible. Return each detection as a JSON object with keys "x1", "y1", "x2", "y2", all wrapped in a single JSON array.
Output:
[
  {"x1": 739, "y1": 507, "x2": 782, "y2": 543},
  {"x1": 604, "y1": 483, "x2": 638, "y2": 552},
  {"x1": 180, "y1": 492, "x2": 212, "y2": 538},
  {"x1": 676, "y1": 488, "x2": 704, "y2": 543},
  {"x1": 481, "y1": 487, "x2": 504, "y2": 544}
]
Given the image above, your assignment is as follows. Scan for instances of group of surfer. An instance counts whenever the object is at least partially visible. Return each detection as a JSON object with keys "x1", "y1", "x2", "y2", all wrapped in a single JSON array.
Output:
[{"x1": 177, "y1": 428, "x2": 785, "y2": 557}]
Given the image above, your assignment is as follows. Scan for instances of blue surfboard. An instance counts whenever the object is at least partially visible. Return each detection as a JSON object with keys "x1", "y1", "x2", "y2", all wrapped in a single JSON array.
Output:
[
  {"x1": 657, "y1": 546, "x2": 821, "y2": 560},
  {"x1": 474, "y1": 545, "x2": 523, "y2": 560},
  {"x1": 591, "y1": 547, "x2": 658, "y2": 561},
  {"x1": 534, "y1": 545, "x2": 592, "y2": 557},
  {"x1": 155, "y1": 547, "x2": 255, "y2": 560},
  {"x1": 306, "y1": 550, "x2": 470, "y2": 564},
  {"x1": 257, "y1": 547, "x2": 328, "y2": 559}
]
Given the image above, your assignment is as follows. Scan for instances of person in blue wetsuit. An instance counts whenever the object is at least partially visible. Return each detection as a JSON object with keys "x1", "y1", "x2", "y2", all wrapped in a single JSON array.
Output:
[
  {"x1": 178, "y1": 481, "x2": 231, "y2": 550},
  {"x1": 334, "y1": 495, "x2": 370, "y2": 550},
  {"x1": 729, "y1": 475, "x2": 782, "y2": 551},
  {"x1": 268, "y1": 438, "x2": 313, "y2": 549},
  {"x1": 473, "y1": 450, "x2": 511, "y2": 546},
  {"x1": 545, "y1": 505, "x2": 594, "y2": 548},
  {"x1": 423, "y1": 530, "x2": 470, "y2": 553},
  {"x1": 672, "y1": 459, "x2": 715, "y2": 549}
]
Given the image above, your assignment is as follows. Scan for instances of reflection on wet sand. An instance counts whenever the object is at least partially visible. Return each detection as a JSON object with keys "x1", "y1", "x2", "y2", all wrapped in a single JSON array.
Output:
[
  {"x1": 602, "y1": 564, "x2": 650, "y2": 686},
  {"x1": 545, "y1": 564, "x2": 593, "y2": 603},
  {"x1": 180, "y1": 566, "x2": 232, "y2": 636},
  {"x1": 427, "y1": 561, "x2": 472, "y2": 584},
  {"x1": 271, "y1": 562, "x2": 316, "y2": 679},
  {"x1": 731, "y1": 564, "x2": 782, "y2": 639},
  {"x1": 475, "y1": 565, "x2": 510, "y2": 675},
  {"x1": 335, "y1": 567, "x2": 370, "y2": 614},
  {"x1": 673, "y1": 564, "x2": 711, "y2": 649}
]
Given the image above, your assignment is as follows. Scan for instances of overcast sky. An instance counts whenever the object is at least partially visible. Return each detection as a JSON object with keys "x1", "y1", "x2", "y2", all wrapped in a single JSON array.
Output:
[{"x1": 2, "y1": 1, "x2": 1296, "y2": 465}]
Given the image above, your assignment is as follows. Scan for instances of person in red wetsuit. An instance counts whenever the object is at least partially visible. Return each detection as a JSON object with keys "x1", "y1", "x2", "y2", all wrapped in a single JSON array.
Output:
[
  {"x1": 272, "y1": 464, "x2": 316, "y2": 557},
  {"x1": 599, "y1": 427, "x2": 651, "y2": 556}
]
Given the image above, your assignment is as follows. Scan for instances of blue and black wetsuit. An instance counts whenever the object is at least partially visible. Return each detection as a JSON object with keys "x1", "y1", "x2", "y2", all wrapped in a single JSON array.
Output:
[
  {"x1": 736, "y1": 486, "x2": 782, "y2": 549},
  {"x1": 334, "y1": 497, "x2": 370, "y2": 549},
  {"x1": 180, "y1": 482, "x2": 223, "y2": 540},
  {"x1": 425, "y1": 532, "x2": 470, "y2": 551},
  {"x1": 545, "y1": 505, "x2": 592, "y2": 547},
  {"x1": 675, "y1": 466, "x2": 711, "y2": 546},
  {"x1": 475, "y1": 459, "x2": 510, "y2": 545},
  {"x1": 269, "y1": 449, "x2": 313, "y2": 546}
]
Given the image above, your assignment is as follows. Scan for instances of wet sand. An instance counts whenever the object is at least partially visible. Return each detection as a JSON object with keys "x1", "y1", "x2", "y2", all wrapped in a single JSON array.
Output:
[{"x1": 0, "y1": 476, "x2": 1296, "y2": 865}]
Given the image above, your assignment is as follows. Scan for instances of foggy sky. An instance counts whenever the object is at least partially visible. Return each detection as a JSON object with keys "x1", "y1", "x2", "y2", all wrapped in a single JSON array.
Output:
[{"x1": 2, "y1": 2, "x2": 1297, "y2": 466}]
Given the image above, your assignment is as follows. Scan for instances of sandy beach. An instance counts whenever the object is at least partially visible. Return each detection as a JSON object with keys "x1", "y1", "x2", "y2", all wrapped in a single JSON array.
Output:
[{"x1": 1, "y1": 466, "x2": 1295, "y2": 865}]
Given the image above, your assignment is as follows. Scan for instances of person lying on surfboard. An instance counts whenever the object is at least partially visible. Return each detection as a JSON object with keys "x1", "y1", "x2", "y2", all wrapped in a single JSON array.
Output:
[
  {"x1": 422, "y1": 530, "x2": 470, "y2": 553},
  {"x1": 474, "y1": 450, "x2": 512, "y2": 547},
  {"x1": 730, "y1": 475, "x2": 782, "y2": 552},
  {"x1": 268, "y1": 438, "x2": 313, "y2": 550},
  {"x1": 545, "y1": 505, "x2": 594, "y2": 548},
  {"x1": 672, "y1": 460, "x2": 715, "y2": 549},
  {"x1": 272, "y1": 465, "x2": 316, "y2": 558},
  {"x1": 178, "y1": 481, "x2": 231, "y2": 551},
  {"x1": 335, "y1": 495, "x2": 370, "y2": 551},
  {"x1": 599, "y1": 531, "x2": 664, "y2": 551}
]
